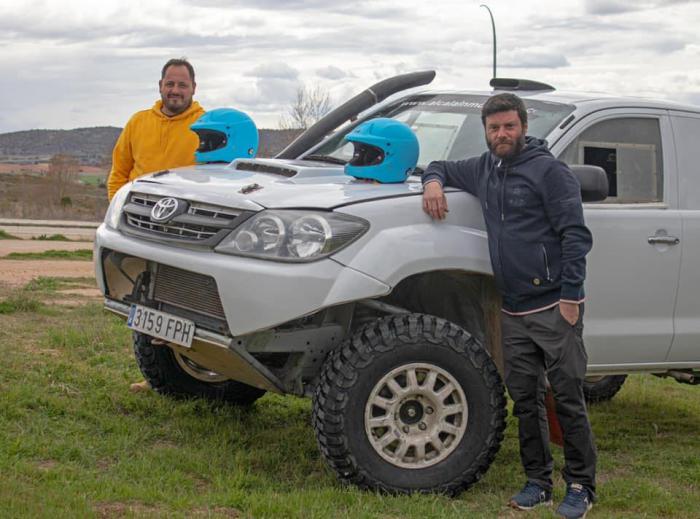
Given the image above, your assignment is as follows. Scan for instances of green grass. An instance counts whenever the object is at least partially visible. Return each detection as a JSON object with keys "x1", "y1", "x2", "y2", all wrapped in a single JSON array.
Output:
[
  {"x1": 0, "y1": 276, "x2": 95, "y2": 314},
  {"x1": 1, "y1": 294, "x2": 699, "y2": 517},
  {"x1": 4, "y1": 249, "x2": 93, "y2": 261},
  {"x1": 24, "y1": 276, "x2": 95, "y2": 293},
  {"x1": 0, "y1": 229, "x2": 21, "y2": 240},
  {"x1": 0, "y1": 291, "x2": 43, "y2": 314},
  {"x1": 32, "y1": 234, "x2": 72, "y2": 242},
  {"x1": 79, "y1": 175, "x2": 106, "y2": 187}
]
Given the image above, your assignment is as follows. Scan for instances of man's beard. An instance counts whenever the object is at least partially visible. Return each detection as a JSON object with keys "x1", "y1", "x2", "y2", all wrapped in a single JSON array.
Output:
[
  {"x1": 162, "y1": 95, "x2": 192, "y2": 115},
  {"x1": 486, "y1": 134, "x2": 526, "y2": 160}
]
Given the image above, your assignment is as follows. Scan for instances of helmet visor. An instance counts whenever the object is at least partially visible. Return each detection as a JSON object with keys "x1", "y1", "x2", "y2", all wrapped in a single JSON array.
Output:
[
  {"x1": 194, "y1": 129, "x2": 227, "y2": 153},
  {"x1": 348, "y1": 142, "x2": 385, "y2": 167}
]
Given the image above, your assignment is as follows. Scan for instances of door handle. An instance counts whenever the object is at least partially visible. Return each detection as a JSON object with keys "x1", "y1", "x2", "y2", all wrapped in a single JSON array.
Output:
[{"x1": 648, "y1": 235, "x2": 680, "y2": 245}]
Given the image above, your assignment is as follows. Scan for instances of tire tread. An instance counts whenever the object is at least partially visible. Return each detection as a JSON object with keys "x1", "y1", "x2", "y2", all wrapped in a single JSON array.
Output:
[{"x1": 312, "y1": 313, "x2": 506, "y2": 495}]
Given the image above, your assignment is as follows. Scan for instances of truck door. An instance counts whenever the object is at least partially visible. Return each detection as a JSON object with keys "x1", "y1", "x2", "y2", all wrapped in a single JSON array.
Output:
[
  {"x1": 667, "y1": 113, "x2": 700, "y2": 363},
  {"x1": 555, "y1": 109, "x2": 681, "y2": 369}
]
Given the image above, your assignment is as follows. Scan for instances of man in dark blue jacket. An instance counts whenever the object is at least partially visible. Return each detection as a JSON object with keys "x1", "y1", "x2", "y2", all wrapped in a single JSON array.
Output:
[{"x1": 422, "y1": 93, "x2": 596, "y2": 519}]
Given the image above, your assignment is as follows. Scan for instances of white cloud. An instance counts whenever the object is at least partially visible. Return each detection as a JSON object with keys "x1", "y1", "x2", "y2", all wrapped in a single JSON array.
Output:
[
  {"x1": 246, "y1": 62, "x2": 300, "y2": 80},
  {"x1": 315, "y1": 65, "x2": 348, "y2": 80},
  {"x1": 0, "y1": 0, "x2": 698, "y2": 132},
  {"x1": 500, "y1": 50, "x2": 570, "y2": 69},
  {"x1": 583, "y1": 0, "x2": 693, "y2": 15}
]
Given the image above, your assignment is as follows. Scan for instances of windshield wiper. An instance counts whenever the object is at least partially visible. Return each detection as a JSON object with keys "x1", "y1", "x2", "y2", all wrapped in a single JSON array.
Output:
[{"x1": 302, "y1": 154, "x2": 348, "y2": 165}]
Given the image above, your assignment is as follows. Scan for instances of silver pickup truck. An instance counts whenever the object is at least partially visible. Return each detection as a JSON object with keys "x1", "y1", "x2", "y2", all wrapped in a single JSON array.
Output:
[{"x1": 95, "y1": 72, "x2": 700, "y2": 495}]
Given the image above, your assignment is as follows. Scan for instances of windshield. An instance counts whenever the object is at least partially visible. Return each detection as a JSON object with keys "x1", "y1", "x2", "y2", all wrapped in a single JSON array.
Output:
[{"x1": 309, "y1": 94, "x2": 575, "y2": 170}]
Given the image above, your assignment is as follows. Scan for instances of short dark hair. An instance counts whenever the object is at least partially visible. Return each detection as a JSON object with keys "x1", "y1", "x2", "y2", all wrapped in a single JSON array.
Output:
[
  {"x1": 481, "y1": 93, "x2": 527, "y2": 127},
  {"x1": 161, "y1": 58, "x2": 195, "y2": 82}
]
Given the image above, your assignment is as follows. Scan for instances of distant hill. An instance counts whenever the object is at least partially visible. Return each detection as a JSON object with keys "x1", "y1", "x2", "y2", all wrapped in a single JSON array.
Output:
[
  {"x1": 0, "y1": 127, "x2": 304, "y2": 166},
  {"x1": 0, "y1": 127, "x2": 121, "y2": 166}
]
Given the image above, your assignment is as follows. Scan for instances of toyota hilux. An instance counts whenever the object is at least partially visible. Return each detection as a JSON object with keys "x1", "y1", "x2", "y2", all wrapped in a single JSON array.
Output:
[{"x1": 95, "y1": 71, "x2": 700, "y2": 494}]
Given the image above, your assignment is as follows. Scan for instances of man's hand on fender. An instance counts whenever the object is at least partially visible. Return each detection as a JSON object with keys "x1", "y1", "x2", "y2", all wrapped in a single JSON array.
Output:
[
  {"x1": 422, "y1": 181, "x2": 448, "y2": 220},
  {"x1": 559, "y1": 301, "x2": 580, "y2": 326}
]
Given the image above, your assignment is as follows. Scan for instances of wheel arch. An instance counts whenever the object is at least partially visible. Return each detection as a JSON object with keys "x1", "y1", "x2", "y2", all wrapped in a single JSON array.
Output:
[{"x1": 379, "y1": 270, "x2": 504, "y2": 376}]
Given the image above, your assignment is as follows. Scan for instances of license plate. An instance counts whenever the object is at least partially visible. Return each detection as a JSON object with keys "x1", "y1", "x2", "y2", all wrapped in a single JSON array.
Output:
[{"x1": 127, "y1": 304, "x2": 195, "y2": 348}]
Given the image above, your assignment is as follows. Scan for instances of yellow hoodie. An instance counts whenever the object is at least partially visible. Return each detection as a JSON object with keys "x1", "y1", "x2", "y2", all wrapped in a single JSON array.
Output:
[{"x1": 107, "y1": 100, "x2": 205, "y2": 200}]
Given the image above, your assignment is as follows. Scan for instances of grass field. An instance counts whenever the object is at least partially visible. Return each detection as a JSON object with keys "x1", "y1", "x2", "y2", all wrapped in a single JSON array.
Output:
[
  {"x1": 1, "y1": 277, "x2": 699, "y2": 518},
  {"x1": 3, "y1": 249, "x2": 93, "y2": 260},
  {"x1": 0, "y1": 170, "x2": 109, "y2": 221},
  {"x1": 32, "y1": 234, "x2": 73, "y2": 242},
  {"x1": 79, "y1": 174, "x2": 107, "y2": 188},
  {"x1": 0, "y1": 229, "x2": 21, "y2": 240}
]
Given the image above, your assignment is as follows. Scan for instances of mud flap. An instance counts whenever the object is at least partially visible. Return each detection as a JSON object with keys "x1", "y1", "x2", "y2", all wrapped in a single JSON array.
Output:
[{"x1": 545, "y1": 387, "x2": 564, "y2": 447}]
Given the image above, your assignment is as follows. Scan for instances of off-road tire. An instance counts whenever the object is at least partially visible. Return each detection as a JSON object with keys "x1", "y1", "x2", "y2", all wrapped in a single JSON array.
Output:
[
  {"x1": 312, "y1": 313, "x2": 506, "y2": 495},
  {"x1": 583, "y1": 375, "x2": 627, "y2": 403},
  {"x1": 133, "y1": 332, "x2": 266, "y2": 405}
]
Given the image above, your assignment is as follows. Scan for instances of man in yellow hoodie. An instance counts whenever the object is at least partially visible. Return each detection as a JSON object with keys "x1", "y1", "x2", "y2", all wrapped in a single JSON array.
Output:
[
  {"x1": 108, "y1": 58, "x2": 204, "y2": 392},
  {"x1": 107, "y1": 58, "x2": 205, "y2": 200}
]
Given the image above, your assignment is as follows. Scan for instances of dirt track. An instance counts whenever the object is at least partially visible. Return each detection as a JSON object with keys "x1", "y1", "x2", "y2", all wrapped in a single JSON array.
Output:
[
  {"x1": 0, "y1": 259, "x2": 95, "y2": 288},
  {"x1": 0, "y1": 240, "x2": 95, "y2": 288}
]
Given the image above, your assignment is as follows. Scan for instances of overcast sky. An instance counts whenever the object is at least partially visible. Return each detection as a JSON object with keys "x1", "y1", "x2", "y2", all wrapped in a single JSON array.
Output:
[{"x1": 0, "y1": 0, "x2": 698, "y2": 133}]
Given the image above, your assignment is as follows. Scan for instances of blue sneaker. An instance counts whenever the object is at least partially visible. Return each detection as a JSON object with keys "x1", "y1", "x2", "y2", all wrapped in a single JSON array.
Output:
[
  {"x1": 556, "y1": 483, "x2": 593, "y2": 518},
  {"x1": 508, "y1": 481, "x2": 553, "y2": 510}
]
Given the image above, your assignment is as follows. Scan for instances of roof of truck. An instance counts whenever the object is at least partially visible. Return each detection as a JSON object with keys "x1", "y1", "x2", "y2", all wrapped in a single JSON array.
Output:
[{"x1": 414, "y1": 78, "x2": 700, "y2": 114}]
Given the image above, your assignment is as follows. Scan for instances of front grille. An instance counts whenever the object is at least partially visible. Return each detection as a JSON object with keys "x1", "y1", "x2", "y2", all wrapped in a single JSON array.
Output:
[
  {"x1": 154, "y1": 264, "x2": 226, "y2": 321},
  {"x1": 126, "y1": 213, "x2": 220, "y2": 240},
  {"x1": 122, "y1": 192, "x2": 242, "y2": 245},
  {"x1": 130, "y1": 193, "x2": 240, "y2": 221}
]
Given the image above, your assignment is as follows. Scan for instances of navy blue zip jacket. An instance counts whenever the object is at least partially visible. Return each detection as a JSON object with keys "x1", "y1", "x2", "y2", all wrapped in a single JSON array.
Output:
[{"x1": 422, "y1": 136, "x2": 593, "y2": 313}]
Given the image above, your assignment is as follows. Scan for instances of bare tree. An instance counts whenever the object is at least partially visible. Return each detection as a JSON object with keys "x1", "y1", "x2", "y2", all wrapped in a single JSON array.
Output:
[
  {"x1": 279, "y1": 83, "x2": 332, "y2": 130},
  {"x1": 47, "y1": 154, "x2": 80, "y2": 202}
]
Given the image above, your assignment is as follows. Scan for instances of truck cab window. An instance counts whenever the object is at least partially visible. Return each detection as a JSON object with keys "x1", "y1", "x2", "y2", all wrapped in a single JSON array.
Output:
[
  {"x1": 310, "y1": 94, "x2": 574, "y2": 171},
  {"x1": 559, "y1": 117, "x2": 663, "y2": 203}
]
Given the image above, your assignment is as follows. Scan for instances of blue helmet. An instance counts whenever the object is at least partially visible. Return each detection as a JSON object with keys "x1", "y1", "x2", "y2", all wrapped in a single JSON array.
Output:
[
  {"x1": 344, "y1": 118, "x2": 419, "y2": 183},
  {"x1": 191, "y1": 108, "x2": 259, "y2": 163}
]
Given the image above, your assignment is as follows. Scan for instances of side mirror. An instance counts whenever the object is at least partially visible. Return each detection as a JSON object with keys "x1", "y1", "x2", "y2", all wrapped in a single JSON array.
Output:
[{"x1": 571, "y1": 165, "x2": 608, "y2": 202}]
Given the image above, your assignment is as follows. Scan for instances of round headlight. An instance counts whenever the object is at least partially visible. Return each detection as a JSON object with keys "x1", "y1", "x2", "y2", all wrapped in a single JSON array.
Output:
[
  {"x1": 231, "y1": 230, "x2": 258, "y2": 252},
  {"x1": 288, "y1": 215, "x2": 332, "y2": 258},
  {"x1": 251, "y1": 214, "x2": 286, "y2": 252}
]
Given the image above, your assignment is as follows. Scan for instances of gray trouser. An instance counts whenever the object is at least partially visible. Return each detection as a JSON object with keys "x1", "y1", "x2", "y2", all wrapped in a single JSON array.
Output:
[{"x1": 502, "y1": 304, "x2": 597, "y2": 498}]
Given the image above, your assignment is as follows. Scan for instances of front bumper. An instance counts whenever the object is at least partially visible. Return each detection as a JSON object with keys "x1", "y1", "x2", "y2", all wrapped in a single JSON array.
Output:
[
  {"x1": 94, "y1": 223, "x2": 391, "y2": 336},
  {"x1": 105, "y1": 299, "x2": 285, "y2": 393}
]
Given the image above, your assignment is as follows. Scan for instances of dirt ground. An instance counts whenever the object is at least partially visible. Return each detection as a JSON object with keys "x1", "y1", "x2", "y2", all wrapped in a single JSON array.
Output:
[
  {"x1": 0, "y1": 239, "x2": 97, "y2": 294},
  {"x1": 0, "y1": 259, "x2": 95, "y2": 288}
]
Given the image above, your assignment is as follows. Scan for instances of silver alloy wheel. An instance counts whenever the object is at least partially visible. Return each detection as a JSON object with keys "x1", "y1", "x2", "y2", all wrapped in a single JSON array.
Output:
[
  {"x1": 174, "y1": 353, "x2": 229, "y2": 383},
  {"x1": 364, "y1": 362, "x2": 468, "y2": 469}
]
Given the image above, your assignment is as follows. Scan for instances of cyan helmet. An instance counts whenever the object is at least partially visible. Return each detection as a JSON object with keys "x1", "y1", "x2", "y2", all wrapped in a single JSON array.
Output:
[
  {"x1": 344, "y1": 118, "x2": 419, "y2": 183},
  {"x1": 191, "y1": 108, "x2": 259, "y2": 163}
]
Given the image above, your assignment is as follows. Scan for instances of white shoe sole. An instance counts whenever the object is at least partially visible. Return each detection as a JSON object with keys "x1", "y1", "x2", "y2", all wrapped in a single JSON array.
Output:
[{"x1": 508, "y1": 499, "x2": 553, "y2": 511}]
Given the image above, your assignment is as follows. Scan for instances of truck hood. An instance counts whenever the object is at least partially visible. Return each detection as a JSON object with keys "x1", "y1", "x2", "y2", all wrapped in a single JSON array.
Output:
[{"x1": 130, "y1": 158, "x2": 425, "y2": 210}]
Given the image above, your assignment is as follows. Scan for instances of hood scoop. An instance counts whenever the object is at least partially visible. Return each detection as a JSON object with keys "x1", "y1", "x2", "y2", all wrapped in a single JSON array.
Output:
[
  {"x1": 230, "y1": 158, "x2": 348, "y2": 182},
  {"x1": 234, "y1": 160, "x2": 298, "y2": 178}
]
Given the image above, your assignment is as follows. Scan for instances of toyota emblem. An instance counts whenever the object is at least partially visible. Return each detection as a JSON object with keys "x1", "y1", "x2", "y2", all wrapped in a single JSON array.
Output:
[{"x1": 151, "y1": 197, "x2": 181, "y2": 223}]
